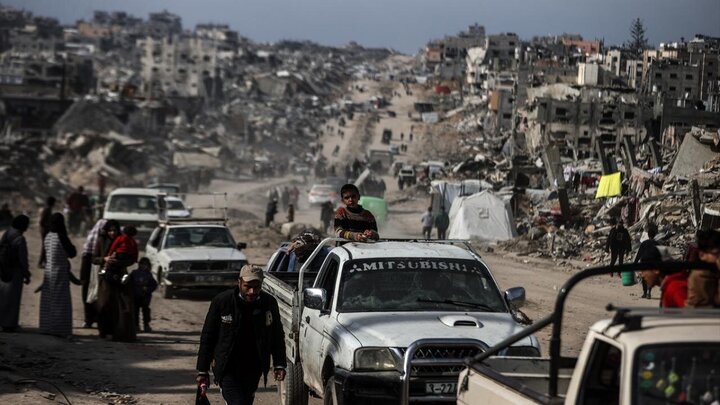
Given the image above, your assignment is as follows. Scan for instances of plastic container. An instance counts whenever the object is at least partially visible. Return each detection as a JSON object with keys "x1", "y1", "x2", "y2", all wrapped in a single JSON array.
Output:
[{"x1": 621, "y1": 271, "x2": 637, "y2": 286}]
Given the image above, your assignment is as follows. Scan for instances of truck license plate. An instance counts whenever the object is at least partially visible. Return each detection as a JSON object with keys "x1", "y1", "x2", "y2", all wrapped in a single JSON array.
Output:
[{"x1": 425, "y1": 382, "x2": 456, "y2": 395}]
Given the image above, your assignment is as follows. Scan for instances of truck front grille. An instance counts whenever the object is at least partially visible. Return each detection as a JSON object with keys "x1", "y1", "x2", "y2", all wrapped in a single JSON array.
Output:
[
  {"x1": 398, "y1": 346, "x2": 482, "y2": 376},
  {"x1": 189, "y1": 261, "x2": 229, "y2": 271}
]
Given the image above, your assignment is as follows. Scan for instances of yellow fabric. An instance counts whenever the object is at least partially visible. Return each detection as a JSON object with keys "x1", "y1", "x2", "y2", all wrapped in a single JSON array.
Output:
[{"x1": 595, "y1": 172, "x2": 622, "y2": 198}]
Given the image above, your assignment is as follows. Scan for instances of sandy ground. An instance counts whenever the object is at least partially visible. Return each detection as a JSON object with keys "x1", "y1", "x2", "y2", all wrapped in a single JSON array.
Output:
[{"x1": 0, "y1": 75, "x2": 658, "y2": 404}]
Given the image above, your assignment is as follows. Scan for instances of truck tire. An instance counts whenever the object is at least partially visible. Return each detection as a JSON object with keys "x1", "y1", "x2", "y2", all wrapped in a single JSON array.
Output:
[
  {"x1": 278, "y1": 361, "x2": 308, "y2": 405},
  {"x1": 323, "y1": 375, "x2": 338, "y2": 405},
  {"x1": 162, "y1": 285, "x2": 175, "y2": 299}
]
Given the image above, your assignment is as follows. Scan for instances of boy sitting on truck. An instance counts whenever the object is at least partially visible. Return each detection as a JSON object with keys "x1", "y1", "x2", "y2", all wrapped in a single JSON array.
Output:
[{"x1": 334, "y1": 184, "x2": 379, "y2": 242}]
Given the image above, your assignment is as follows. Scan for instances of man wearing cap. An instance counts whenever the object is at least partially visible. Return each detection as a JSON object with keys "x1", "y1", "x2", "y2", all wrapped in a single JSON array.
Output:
[{"x1": 196, "y1": 265, "x2": 286, "y2": 404}]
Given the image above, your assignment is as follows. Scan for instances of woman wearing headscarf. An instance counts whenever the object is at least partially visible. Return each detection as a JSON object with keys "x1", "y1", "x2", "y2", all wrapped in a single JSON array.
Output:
[
  {"x1": 0, "y1": 215, "x2": 31, "y2": 332},
  {"x1": 39, "y1": 213, "x2": 77, "y2": 338},
  {"x1": 96, "y1": 223, "x2": 138, "y2": 342}
]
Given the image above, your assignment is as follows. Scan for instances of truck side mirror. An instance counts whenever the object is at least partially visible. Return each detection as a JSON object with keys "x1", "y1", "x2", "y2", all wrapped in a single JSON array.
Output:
[
  {"x1": 505, "y1": 287, "x2": 526, "y2": 308},
  {"x1": 237, "y1": 242, "x2": 247, "y2": 250},
  {"x1": 303, "y1": 288, "x2": 327, "y2": 310}
]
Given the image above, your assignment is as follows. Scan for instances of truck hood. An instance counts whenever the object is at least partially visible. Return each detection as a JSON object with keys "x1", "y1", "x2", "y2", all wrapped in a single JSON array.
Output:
[
  {"x1": 337, "y1": 312, "x2": 534, "y2": 349},
  {"x1": 160, "y1": 247, "x2": 247, "y2": 262}
]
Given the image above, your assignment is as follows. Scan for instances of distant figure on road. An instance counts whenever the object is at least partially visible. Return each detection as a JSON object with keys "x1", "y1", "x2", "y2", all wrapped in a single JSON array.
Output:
[
  {"x1": 280, "y1": 187, "x2": 289, "y2": 211},
  {"x1": 66, "y1": 186, "x2": 90, "y2": 235},
  {"x1": 435, "y1": 208, "x2": 450, "y2": 240},
  {"x1": 196, "y1": 265, "x2": 286, "y2": 405},
  {"x1": 0, "y1": 215, "x2": 30, "y2": 332},
  {"x1": 320, "y1": 201, "x2": 334, "y2": 233},
  {"x1": 633, "y1": 223, "x2": 661, "y2": 299},
  {"x1": 335, "y1": 184, "x2": 378, "y2": 241},
  {"x1": 287, "y1": 203, "x2": 295, "y2": 223},
  {"x1": 606, "y1": 218, "x2": 631, "y2": 275},
  {"x1": 265, "y1": 200, "x2": 278, "y2": 228},
  {"x1": 0, "y1": 203, "x2": 12, "y2": 229},
  {"x1": 421, "y1": 207, "x2": 433, "y2": 239}
]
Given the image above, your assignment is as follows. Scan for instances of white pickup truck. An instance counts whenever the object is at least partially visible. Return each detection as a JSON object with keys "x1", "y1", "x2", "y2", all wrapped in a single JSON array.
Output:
[
  {"x1": 456, "y1": 262, "x2": 720, "y2": 405},
  {"x1": 263, "y1": 238, "x2": 539, "y2": 405}
]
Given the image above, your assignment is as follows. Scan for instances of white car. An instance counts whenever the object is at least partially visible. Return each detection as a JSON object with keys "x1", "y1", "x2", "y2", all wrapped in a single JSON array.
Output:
[
  {"x1": 145, "y1": 223, "x2": 247, "y2": 298},
  {"x1": 165, "y1": 196, "x2": 192, "y2": 219},
  {"x1": 307, "y1": 184, "x2": 338, "y2": 206}
]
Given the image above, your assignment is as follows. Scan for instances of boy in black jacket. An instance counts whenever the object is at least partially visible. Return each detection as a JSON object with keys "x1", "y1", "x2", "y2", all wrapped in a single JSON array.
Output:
[{"x1": 606, "y1": 218, "x2": 632, "y2": 276}]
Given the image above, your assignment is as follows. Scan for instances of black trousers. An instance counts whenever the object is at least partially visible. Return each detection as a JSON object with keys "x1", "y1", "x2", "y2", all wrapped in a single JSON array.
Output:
[
  {"x1": 609, "y1": 249, "x2": 626, "y2": 267},
  {"x1": 220, "y1": 372, "x2": 261, "y2": 405},
  {"x1": 437, "y1": 228, "x2": 447, "y2": 240},
  {"x1": 134, "y1": 296, "x2": 152, "y2": 328},
  {"x1": 80, "y1": 254, "x2": 97, "y2": 324}
]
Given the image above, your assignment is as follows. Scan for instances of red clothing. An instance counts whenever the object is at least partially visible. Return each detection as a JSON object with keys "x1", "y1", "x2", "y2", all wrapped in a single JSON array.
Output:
[
  {"x1": 107, "y1": 234, "x2": 138, "y2": 264},
  {"x1": 661, "y1": 272, "x2": 688, "y2": 308}
]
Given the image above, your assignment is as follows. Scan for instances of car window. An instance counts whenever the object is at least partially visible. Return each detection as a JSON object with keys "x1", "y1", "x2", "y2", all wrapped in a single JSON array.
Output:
[
  {"x1": 108, "y1": 195, "x2": 157, "y2": 213},
  {"x1": 166, "y1": 200, "x2": 185, "y2": 210},
  {"x1": 578, "y1": 339, "x2": 622, "y2": 405},
  {"x1": 149, "y1": 227, "x2": 165, "y2": 249},
  {"x1": 633, "y1": 343, "x2": 720, "y2": 405},
  {"x1": 315, "y1": 255, "x2": 340, "y2": 310}
]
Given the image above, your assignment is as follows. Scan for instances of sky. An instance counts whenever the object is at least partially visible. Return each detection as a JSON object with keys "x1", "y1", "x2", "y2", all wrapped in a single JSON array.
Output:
[{"x1": 5, "y1": 0, "x2": 720, "y2": 54}]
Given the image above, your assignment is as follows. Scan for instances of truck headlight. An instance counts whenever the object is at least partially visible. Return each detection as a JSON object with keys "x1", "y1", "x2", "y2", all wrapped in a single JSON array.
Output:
[
  {"x1": 354, "y1": 348, "x2": 399, "y2": 371},
  {"x1": 170, "y1": 262, "x2": 191, "y2": 271}
]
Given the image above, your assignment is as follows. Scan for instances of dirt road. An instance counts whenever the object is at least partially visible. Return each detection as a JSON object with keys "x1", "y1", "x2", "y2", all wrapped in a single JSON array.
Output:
[{"x1": 0, "y1": 73, "x2": 657, "y2": 404}]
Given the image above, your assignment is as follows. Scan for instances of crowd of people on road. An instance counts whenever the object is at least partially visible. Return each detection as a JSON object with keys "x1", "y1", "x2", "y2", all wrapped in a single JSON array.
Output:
[{"x1": 0, "y1": 191, "x2": 158, "y2": 341}]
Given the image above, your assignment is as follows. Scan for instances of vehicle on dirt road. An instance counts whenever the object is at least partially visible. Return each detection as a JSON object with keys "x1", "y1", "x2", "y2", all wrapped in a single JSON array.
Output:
[
  {"x1": 398, "y1": 165, "x2": 417, "y2": 189},
  {"x1": 165, "y1": 196, "x2": 192, "y2": 218},
  {"x1": 103, "y1": 188, "x2": 162, "y2": 246},
  {"x1": 145, "y1": 222, "x2": 247, "y2": 298},
  {"x1": 308, "y1": 184, "x2": 339, "y2": 206},
  {"x1": 263, "y1": 238, "x2": 537, "y2": 405},
  {"x1": 457, "y1": 261, "x2": 720, "y2": 405},
  {"x1": 367, "y1": 149, "x2": 394, "y2": 173}
]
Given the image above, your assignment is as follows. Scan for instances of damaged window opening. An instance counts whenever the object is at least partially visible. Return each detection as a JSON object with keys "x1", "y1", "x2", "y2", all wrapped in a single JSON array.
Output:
[{"x1": 336, "y1": 258, "x2": 505, "y2": 313}]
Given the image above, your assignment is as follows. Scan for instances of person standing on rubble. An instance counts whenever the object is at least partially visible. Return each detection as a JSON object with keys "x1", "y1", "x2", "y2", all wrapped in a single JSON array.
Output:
[
  {"x1": 606, "y1": 218, "x2": 632, "y2": 275},
  {"x1": 289, "y1": 186, "x2": 300, "y2": 209},
  {"x1": 634, "y1": 223, "x2": 662, "y2": 299}
]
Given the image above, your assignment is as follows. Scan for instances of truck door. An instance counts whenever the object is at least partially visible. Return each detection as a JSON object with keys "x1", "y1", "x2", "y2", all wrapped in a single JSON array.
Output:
[{"x1": 300, "y1": 254, "x2": 340, "y2": 392}]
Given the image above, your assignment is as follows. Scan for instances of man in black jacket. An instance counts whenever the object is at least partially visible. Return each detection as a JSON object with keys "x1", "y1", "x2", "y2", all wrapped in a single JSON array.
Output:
[
  {"x1": 196, "y1": 265, "x2": 286, "y2": 404},
  {"x1": 634, "y1": 224, "x2": 662, "y2": 299},
  {"x1": 606, "y1": 218, "x2": 632, "y2": 276}
]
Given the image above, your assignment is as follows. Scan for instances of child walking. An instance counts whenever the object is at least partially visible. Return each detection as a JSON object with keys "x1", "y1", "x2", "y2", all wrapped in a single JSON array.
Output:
[{"x1": 130, "y1": 257, "x2": 158, "y2": 333}]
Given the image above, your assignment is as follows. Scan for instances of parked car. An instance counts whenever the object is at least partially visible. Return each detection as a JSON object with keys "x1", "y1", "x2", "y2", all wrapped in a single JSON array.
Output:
[
  {"x1": 145, "y1": 222, "x2": 247, "y2": 298},
  {"x1": 264, "y1": 239, "x2": 536, "y2": 405},
  {"x1": 146, "y1": 182, "x2": 181, "y2": 194},
  {"x1": 165, "y1": 196, "x2": 192, "y2": 219},
  {"x1": 389, "y1": 144, "x2": 400, "y2": 155},
  {"x1": 308, "y1": 184, "x2": 338, "y2": 206},
  {"x1": 398, "y1": 165, "x2": 416, "y2": 189},
  {"x1": 381, "y1": 128, "x2": 392, "y2": 144}
]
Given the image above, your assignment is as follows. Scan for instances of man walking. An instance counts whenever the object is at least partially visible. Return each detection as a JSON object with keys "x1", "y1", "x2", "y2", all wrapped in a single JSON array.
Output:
[
  {"x1": 196, "y1": 265, "x2": 286, "y2": 405},
  {"x1": 265, "y1": 200, "x2": 278, "y2": 228},
  {"x1": 421, "y1": 207, "x2": 433, "y2": 239},
  {"x1": 0, "y1": 215, "x2": 30, "y2": 332},
  {"x1": 66, "y1": 186, "x2": 90, "y2": 235},
  {"x1": 435, "y1": 207, "x2": 450, "y2": 240},
  {"x1": 606, "y1": 218, "x2": 631, "y2": 276},
  {"x1": 634, "y1": 223, "x2": 662, "y2": 299}
]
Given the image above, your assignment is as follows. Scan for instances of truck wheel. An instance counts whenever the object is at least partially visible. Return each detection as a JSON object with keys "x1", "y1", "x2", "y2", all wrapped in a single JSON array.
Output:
[
  {"x1": 323, "y1": 375, "x2": 338, "y2": 405},
  {"x1": 278, "y1": 361, "x2": 308, "y2": 405}
]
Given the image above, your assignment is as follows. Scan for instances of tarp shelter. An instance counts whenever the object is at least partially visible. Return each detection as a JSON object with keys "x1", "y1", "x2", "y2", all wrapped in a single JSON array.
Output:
[
  {"x1": 595, "y1": 172, "x2": 622, "y2": 199},
  {"x1": 430, "y1": 180, "x2": 486, "y2": 214},
  {"x1": 669, "y1": 133, "x2": 719, "y2": 178},
  {"x1": 447, "y1": 191, "x2": 517, "y2": 242}
]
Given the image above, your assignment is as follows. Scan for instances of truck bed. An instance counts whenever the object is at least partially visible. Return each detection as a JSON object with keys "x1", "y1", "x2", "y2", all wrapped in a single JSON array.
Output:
[
  {"x1": 263, "y1": 271, "x2": 318, "y2": 362},
  {"x1": 458, "y1": 357, "x2": 573, "y2": 405}
]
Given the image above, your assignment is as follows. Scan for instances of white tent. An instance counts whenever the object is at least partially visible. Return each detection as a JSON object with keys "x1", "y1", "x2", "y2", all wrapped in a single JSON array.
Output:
[{"x1": 448, "y1": 191, "x2": 517, "y2": 242}]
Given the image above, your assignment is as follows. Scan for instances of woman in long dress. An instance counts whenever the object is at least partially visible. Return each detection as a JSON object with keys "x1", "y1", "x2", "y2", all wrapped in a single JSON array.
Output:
[
  {"x1": 39, "y1": 213, "x2": 77, "y2": 338},
  {"x1": 0, "y1": 215, "x2": 30, "y2": 332}
]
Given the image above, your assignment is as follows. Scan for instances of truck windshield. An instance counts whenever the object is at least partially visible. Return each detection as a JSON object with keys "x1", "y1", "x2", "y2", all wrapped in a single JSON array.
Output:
[
  {"x1": 336, "y1": 258, "x2": 506, "y2": 313},
  {"x1": 108, "y1": 195, "x2": 157, "y2": 213},
  {"x1": 164, "y1": 227, "x2": 235, "y2": 248},
  {"x1": 634, "y1": 343, "x2": 720, "y2": 405}
]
